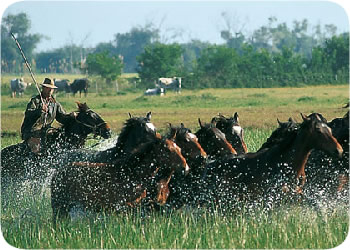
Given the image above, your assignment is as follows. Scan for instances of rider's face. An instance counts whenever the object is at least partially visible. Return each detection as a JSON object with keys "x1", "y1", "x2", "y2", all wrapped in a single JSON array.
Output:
[{"x1": 42, "y1": 87, "x2": 54, "y2": 98}]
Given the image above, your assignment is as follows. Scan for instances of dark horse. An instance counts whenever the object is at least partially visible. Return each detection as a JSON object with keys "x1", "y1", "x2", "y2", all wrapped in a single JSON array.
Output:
[
  {"x1": 68, "y1": 111, "x2": 159, "y2": 164},
  {"x1": 201, "y1": 113, "x2": 343, "y2": 207},
  {"x1": 211, "y1": 112, "x2": 248, "y2": 155},
  {"x1": 51, "y1": 128, "x2": 189, "y2": 224},
  {"x1": 1, "y1": 102, "x2": 111, "y2": 184},
  {"x1": 195, "y1": 118, "x2": 237, "y2": 159}
]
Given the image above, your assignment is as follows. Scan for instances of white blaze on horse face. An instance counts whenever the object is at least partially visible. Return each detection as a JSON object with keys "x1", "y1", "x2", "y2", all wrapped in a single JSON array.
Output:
[
  {"x1": 146, "y1": 123, "x2": 156, "y2": 132},
  {"x1": 232, "y1": 125, "x2": 242, "y2": 135},
  {"x1": 188, "y1": 133, "x2": 197, "y2": 140}
]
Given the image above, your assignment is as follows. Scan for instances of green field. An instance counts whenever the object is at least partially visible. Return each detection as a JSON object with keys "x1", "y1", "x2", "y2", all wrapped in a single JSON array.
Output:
[{"x1": 1, "y1": 83, "x2": 349, "y2": 248}]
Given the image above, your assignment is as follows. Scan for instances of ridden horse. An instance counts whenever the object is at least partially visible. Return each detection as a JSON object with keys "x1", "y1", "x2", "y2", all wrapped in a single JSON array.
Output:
[
  {"x1": 1, "y1": 102, "x2": 111, "y2": 184},
  {"x1": 51, "y1": 131, "x2": 189, "y2": 224},
  {"x1": 165, "y1": 123, "x2": 208, "y2": 208},
  {"x1": 195, "y1": 118, "x2": 237, "y2": 159},
  {"x1": 211, "y1": 112, "x2": 248, "y2": 155},
  {"x1": 201, "y1": 113, "x2": 343, "y2": 207}
]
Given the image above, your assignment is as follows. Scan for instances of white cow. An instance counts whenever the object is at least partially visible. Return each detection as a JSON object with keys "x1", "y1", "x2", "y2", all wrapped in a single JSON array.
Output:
[
  {"x1": 157, "y1": 77, "x2": 181, "y2": 93},
  {"x1": 10, "y1": 78, "x2": 32, "y2": 98},
  {"x1": 144, "y1": 87, "x2": 165, "y2": 96}
]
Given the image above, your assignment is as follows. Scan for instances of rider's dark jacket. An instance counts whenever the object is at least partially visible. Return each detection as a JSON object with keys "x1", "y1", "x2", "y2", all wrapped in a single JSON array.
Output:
[{"x1": 21, "y1": 94, "x2": 72, "y2": 140}]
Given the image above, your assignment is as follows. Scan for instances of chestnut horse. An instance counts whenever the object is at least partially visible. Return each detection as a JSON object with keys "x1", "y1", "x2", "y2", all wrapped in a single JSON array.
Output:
[
  {"x1": 211, "y1": 112, "x2": 248, "y2": 155},
  {"x1": 201, "y1": 113, "x2": 343, "y2": 207},
  {"x1": 166, "y1": 123, "x2": 208, "y2": 208},
  {"x1": 305, "y1": 109, "x2": 349, "y2": 195},
  {"x1": 51, "y1": 132, "x2": 189, "y2": 224},
  {"x1": 195, "y1": 118, "x2": 237, "y2": 159},
  {"x1": 1, "y1": 102, "x2": 111, "y2": 184}
]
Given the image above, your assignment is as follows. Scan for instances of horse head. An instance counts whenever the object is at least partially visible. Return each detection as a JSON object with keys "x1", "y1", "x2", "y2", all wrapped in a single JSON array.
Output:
[
  {"x1": 115, "y1": 111, "x2": 160, "y2": 157},
  {"x1": 212, "y1": 112, "x2": 248, "y2": 154},
  {"x1": 168, "y1": 123, "x2": 207, "y2": 167},
  {"x1": 73, "y1": 101, "x2": 112, "y2": 139},
  {"x1": 195, "y1": 118, "x2": 236, "y2": 159},
  {"x1": 300, "y1": 113, "x2": 343, "y2": 158}
]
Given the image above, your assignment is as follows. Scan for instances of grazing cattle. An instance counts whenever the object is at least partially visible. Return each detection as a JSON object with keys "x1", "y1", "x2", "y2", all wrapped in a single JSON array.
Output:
[
  {"x1": 201, "y1": 113, "x2": 343, "y2": 208},
  {"x1": 144, "y1": 87, "x2": 165, "y2": 96},
  {"x1": 10, "y1": 78, "x2": 31, "y2": 98},
  {"x1": 71, "y1": 78, "x2": 89, "y2": 97},
  {"x1": 158, "y1": 77, "x2": 181, "y2": 93},
  {"x1": 54, "y1": 79, "x2": 70, "y2": 93}
]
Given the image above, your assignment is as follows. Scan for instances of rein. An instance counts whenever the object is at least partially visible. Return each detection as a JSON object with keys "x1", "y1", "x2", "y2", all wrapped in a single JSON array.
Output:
[{"x1": 74, "y1": 113, "x2": 107, "y2": 138}]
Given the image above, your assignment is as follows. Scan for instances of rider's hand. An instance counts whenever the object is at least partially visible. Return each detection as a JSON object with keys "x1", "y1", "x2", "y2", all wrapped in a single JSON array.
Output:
[
  {"x1": 42, "y1": 103, "x2": 48, "y2": 113},
  {"x1": 70, "y1": 112, "x2": 77, "y2": 118}
]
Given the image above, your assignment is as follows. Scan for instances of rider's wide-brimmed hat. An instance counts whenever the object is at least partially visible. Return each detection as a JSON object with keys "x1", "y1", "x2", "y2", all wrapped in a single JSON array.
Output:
[{"x1": 41, "y1": 78, "x2": 57, "y2": 89}]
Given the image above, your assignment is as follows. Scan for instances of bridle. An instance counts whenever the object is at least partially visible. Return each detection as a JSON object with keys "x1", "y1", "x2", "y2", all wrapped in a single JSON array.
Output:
[{"x1": 74, "y1": 111, "x2": 107, "y2": 138}]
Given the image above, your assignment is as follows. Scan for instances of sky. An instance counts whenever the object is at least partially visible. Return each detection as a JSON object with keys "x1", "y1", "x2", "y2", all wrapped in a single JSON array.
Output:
[{"x1": 1, "y1": 0, "x2": 349, "y2": 53}]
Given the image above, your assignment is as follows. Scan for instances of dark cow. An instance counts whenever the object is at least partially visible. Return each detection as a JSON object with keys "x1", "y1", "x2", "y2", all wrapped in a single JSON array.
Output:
[
  {"x1": 54, "y1": 79, "x2": 70, "y2": 93},
  {"x1": 10, "y1": 78, "x2": 31, "y2": 98},
  {"x1": 71, "y1": 78, "x2": 89, "y2": 97}
]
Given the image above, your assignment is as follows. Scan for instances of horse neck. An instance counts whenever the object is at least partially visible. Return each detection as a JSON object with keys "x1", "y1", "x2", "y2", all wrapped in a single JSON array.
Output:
[
  {"x1": 63, "y1": 122, "x2": 89, "y2": 148},
  {"x1": 278, "y1": 129, "x2": 313, "y2": 180}
]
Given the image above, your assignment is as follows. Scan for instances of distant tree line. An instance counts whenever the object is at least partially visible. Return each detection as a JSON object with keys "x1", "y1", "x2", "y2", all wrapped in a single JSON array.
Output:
[{"x1": 1, "y1": 12, "x2": 348, "y2": 89}]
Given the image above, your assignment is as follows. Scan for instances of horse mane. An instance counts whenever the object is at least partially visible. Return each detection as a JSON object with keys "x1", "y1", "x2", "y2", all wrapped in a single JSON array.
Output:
[
  {"x1": 167, "y1": 125, "x2": 192, "y2": 141},
  {"x1": 116, "y1": 117, "x2": 144, "y2": 146},
  {"x1": 117, "y1": 135, "x2": 163, "y2": 171},
  {"x1": 264, "y1": 113, "x2": 326, "y2": 153},
  {"x1": 258, "y1": 118, "x2": 299, "y2": 151},
  {"x1": 212, "y1": 114, "x2": 239, "y2": 126}
]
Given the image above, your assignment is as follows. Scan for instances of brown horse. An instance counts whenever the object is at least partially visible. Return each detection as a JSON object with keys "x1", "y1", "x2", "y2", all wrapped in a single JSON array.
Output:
[
  {"x1": 51, "y1": 132, "x2": 189, "y2": 224},
  {"x1": 305, "y1": 109, "x2": 349, "y2": 195},
  {"x1": 211, "y1": 112, "x2": 248, "y2": 154},
  {"x1": 165, "y1": 123, "x2": 208, "y2": 208},
  {"x1": 195, "y1": 118, "x2": 237, "y2": 159},
  {"x1": 202, "y1": 113, "x2": 343, "y2": 207},
  {"x1": 1, "y1": 102, "x2": 111, "y2": 185}
]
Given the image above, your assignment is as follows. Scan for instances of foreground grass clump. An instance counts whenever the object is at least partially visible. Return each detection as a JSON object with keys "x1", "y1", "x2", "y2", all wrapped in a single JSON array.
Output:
[{"x1": 1, "y1": 183, "x2": 348, "y2": 249}]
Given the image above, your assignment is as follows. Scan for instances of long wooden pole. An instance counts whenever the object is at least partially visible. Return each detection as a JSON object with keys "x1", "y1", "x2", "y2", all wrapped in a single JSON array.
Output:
[{"x1": 10, "y1": 32, "x2": 44, "y2": 104}]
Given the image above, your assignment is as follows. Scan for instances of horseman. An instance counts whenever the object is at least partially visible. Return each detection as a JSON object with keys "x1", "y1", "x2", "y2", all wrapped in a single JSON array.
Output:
[{"x1": 20, "y1": 78, "x2": 76, "y2": 155}]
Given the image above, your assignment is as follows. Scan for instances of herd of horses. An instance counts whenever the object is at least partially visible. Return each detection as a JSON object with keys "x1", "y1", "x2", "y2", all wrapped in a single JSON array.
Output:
[{"x1": 1, "y1": 103, "x2": 348, "y2": 224}]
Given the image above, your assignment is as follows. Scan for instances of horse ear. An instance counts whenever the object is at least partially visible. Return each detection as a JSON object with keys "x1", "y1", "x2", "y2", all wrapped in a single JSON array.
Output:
[
  {"x1": 146, "y1": 111, "x2": 152, "y2": 121},
  {"x1": 198, "y1": 118, "x2": 203, "y2": 128},
  {"x1": 233, "y1": 112, "x2": 239, "y2": 122},
  {"x1": 300, "y1": 113, "x2": 309, "y2": 122},
  {"x1": 128, "y1": 113, "x2": 132, "y2": 118},
  {"x1": 277, "y1": 118, "x2": 283, "y2": 126},
  {"x1": 75, "y1": 101, "x2": 83, "y2": 110},
  {"x1": 169, "y1": 126, "x2": 177, "y2": 139},
  {"x1": 211, "y1": 117, "x2": 216, "y2": 124}
]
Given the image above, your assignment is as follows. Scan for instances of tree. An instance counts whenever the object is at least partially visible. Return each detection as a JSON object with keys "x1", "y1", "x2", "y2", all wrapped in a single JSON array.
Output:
[
  {"x1": 85, "y1": 51, "x2": 123, "y2": 84},
  {"x1": 136, "y1": 43, "x2": 184, "y2": 86},
  {"x1": 1, "y1": 12, "x2": 41, "y2": 73},
  {"x1": 114, "y1": 24, "x2": 160, "y2": 73}
]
